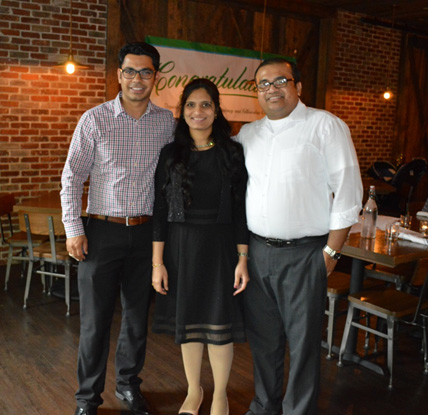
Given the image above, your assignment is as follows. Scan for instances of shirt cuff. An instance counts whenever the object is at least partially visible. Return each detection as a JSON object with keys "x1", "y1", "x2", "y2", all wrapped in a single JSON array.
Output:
[
  {"x1": 329, "y1": 204, "x2": 361, "y2": 230},
  {"x1": 63, "y1": 218, "x2": 85, "y2": 239}
]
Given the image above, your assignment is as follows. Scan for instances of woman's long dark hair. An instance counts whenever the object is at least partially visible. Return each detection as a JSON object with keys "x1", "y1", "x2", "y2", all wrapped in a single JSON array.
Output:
[{"x1": 166, "y1": 78, "x2": 244, "y2": 208}]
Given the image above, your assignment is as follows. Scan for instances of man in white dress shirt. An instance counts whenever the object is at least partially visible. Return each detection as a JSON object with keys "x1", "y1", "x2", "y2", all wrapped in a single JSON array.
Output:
[{"x1": 235, "y1": 58, "x2": 362, "y2": 415}]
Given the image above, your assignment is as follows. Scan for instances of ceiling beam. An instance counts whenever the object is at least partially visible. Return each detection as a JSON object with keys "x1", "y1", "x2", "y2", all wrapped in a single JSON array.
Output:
[{"x1": 192, "y1": 0, "x2": 335, "y2": 19}]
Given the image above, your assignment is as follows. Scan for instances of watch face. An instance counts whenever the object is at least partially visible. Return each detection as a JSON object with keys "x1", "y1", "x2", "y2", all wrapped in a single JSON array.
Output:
[{"x1": 333, "y1": 253, "x2": 342, "y2": 260}]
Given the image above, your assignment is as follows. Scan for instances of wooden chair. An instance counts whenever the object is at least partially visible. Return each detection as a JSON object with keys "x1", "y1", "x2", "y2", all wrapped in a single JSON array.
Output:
[
  {"x1": 23, "y1": 211, "x2": 77, "y2": 316},
  {"x1": 324, "y1": 271, "x2": 384, "y2": 359},
  {"x1": 363, "y1": 261, "x2": 419, "y2": 291},
  {"x1": 0, "y1": 193, "x2": 47, "y2": 290},
  {"x1": 338, "y1": 258, "x2": 428, "y2": 389}
]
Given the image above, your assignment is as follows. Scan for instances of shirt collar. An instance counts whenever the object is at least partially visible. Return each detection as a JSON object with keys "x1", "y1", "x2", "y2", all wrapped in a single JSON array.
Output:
[
  {"x1": 263, "y1": 99, "x2": 307, "y2": 127},
  {"x1": 113, "y1": 92, "x2": 154, "y2": 118}
]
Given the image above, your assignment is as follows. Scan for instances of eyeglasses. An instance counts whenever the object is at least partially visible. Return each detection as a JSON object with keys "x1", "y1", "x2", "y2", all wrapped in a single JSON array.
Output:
[
  {"x1": 120, "y1": 67, "x2": 155, "y2": 80},
  {"x1": 256, "y1": 77, "x2": 295, "y2": 92}
]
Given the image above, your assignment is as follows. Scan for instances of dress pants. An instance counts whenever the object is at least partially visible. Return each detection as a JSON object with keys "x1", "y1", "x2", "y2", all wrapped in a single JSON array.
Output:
[
  {"x1": 75, "y1": 217, "x2": 153, "y2": 409},
  {"x1": 244, "y1": 233, "x2": 328, "y2": 415}
]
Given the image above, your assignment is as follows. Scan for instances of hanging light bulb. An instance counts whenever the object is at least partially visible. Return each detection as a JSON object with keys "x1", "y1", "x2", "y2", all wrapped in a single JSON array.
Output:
[
  {"x1": 383, "y1": 88, "x2": 393, "y2": 100},
  {"x1": 55, "y1": 0, "x2": 88, "y2": 74},
  {"x1": 65, "y1": 54, "x2": 77, "y2": 74},
  {"x1": 383, "y1": 5, "x2": 396, "y2": 101}
]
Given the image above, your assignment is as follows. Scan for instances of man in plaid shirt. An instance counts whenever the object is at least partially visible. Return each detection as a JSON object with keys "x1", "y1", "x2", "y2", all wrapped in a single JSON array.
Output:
[{"x1": 61, "y1": 42, "x2": 175, "y2": 415}]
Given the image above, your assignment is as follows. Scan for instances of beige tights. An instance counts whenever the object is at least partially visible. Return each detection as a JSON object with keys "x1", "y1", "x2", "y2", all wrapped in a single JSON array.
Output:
[
  {"x1": 180, "y1": 342, "x2": 204, "y2": 412},
  {"x1": 180, "y1": 342, "x2": 233, "y2": 415},
  {"x1": 208, "y1": 343, "x2": 233, "y2": 415}
]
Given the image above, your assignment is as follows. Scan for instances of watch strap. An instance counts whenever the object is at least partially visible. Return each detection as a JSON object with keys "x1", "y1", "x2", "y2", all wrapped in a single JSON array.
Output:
[{"x1": 323, "y1": 244, "x2": 342, "y2": 260}]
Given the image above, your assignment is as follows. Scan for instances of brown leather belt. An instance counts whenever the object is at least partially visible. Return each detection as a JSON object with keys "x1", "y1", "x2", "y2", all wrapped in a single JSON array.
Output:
[{"x1": 88, "y1": 214, "x2": 151, "y2": 226}]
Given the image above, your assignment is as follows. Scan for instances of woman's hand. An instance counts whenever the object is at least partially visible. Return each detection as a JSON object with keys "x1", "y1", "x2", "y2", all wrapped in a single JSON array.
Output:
[
  {"x1": 233, "y1": 260, "x2": 250, "y2": 296},
  {"x1": 152, "y1": 265, "x2": 169, "y2": 295}
]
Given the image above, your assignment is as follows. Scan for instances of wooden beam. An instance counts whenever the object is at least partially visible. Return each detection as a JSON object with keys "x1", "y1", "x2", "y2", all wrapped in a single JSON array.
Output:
[
  {"x1": 316, "y1": 16, "x2": 336, "y2": 110},
  {"x1": 106, "y1": 0, "x2": 122, "y2": 100},
  {"x1": 191, "y1": 0, "x2": 335, "y2": 19}
]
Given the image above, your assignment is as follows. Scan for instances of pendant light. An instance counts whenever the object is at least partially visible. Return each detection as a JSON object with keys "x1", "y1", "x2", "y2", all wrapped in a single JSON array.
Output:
[
  {"x1": 383, "y1": 5, "x2": 396, "y2": 100},
  {"x1": 56, "y1": 0, "x2": 88, "y2": 74}
]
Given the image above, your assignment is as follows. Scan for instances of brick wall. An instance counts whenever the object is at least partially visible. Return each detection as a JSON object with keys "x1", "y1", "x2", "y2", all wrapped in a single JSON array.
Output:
[
  {"x1": 0, "y1": 0, "x2": 107, "y2": 262},
  {"x1": 331, "y1": 10, "x2": 401, "y2": 177}
]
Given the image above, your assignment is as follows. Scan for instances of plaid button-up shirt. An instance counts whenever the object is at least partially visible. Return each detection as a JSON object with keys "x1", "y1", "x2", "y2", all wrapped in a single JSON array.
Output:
[{"x1": 60, "y1": 93, "x2": 175, "y2": 238}]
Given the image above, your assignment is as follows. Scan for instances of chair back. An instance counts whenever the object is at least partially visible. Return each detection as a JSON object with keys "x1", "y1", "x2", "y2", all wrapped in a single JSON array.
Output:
[
  {"x1": 23, "y1": 211, "x2": 65, "y2": 263},
  {"x1": 0, "y1": 193, "x2": 17, "y2": 244},
  {"x1": 0, "y1": 193, "x2": 16, "y2": 216},
  {"x1": 368, "y1": 161, "x2": 397, "y2": 183},
  {"x1": 22, "y1": 211, "x2": 65, "y2": 236},
  {"x1": 391, "y1": 158, "x2": 428, "y2": 213}
]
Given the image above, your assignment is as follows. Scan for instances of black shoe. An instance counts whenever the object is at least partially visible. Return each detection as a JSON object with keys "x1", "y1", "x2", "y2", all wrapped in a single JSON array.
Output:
[
  {"x1": 115, "y1": 389, "x2": 152, "y2": 415},
  {"x1": 75, "y1": 408, "x2": 97, "y2": 415}
]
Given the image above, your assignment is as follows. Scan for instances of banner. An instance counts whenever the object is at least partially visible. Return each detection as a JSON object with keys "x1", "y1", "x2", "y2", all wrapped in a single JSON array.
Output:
[{"x1": 146, "y1": 36, "x2": 290, "y2": 122}]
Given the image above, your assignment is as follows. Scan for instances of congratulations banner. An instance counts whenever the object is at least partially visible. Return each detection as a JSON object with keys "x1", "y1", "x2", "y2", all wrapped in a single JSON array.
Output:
[{"x1": 146, "y1": 36, "x2": 289, "y2": 122}]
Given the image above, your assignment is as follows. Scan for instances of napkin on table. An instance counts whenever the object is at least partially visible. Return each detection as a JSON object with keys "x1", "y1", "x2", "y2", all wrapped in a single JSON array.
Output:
[
  {"x1": 416, "y1": 211, "x2": 428, "y2": 220},
  {"x1": 397, "y1": 228, "x2": 428, "y2": 246}
]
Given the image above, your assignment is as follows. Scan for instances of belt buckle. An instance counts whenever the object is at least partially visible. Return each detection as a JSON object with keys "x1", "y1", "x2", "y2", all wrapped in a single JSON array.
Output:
[{"x1": 126, "y1": 216, "x2": 130, "y2": 226}]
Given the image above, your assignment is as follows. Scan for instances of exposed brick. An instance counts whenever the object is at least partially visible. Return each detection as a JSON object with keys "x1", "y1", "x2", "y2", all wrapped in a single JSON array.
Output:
[{"x1": 331, "y1": 10, "x2": 400, "y2": 176}]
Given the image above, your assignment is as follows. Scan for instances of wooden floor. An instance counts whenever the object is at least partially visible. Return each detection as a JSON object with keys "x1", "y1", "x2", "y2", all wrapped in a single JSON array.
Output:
[{"x1": 1, "y1": 264, "x2": 428, "y2": 415}]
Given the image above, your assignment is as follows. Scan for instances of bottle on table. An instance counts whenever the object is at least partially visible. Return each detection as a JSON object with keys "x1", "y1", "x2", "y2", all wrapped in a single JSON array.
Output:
[{"x1": 361, "y1": 185, "x2": 378, "y2": 239}]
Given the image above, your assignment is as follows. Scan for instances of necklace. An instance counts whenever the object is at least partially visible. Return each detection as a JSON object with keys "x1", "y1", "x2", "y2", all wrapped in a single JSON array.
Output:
[{"x1": 194, "y1": 140, "x2": 214, "y2": 149}]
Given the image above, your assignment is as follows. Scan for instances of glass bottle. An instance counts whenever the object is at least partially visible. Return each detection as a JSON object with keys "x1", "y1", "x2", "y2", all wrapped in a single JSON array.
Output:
[{"x1": 361, "y1": 185, "x2": 378, "y2": 239}]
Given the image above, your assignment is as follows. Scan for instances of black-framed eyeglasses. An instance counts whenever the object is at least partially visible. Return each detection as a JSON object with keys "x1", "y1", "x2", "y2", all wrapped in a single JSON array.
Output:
[
  {"x1": 256, "y1": 77, "x2": 295, "y2": 92},
  {"x1": 120, "y1": 67, "x2": 155, "y2": 80}
]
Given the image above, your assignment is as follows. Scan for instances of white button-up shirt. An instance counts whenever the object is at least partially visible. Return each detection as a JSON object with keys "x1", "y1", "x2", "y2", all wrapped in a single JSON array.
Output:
[{"x1": 235, "y1": 100, "x2": 362, "y2": 240}]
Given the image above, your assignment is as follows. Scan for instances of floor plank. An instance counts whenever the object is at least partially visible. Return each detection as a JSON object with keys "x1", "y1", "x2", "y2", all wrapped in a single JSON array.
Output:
[{"x1": 1, "y1": 265, "x2": 427, "y2": 415}]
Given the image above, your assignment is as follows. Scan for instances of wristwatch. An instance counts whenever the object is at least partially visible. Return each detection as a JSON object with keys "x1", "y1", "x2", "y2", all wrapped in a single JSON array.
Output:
[{"x1": 323, "y1": 244, "x2": 342, "y2": 260}]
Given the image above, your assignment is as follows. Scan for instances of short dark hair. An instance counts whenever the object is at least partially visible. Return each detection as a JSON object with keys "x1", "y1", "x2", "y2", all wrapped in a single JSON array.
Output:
[
  {"x1": 254, "y1": 57, "x2": 301, "y2": 84},
  {"x1": 118, "y1": 42, "x2": 160, "y2": 71}
]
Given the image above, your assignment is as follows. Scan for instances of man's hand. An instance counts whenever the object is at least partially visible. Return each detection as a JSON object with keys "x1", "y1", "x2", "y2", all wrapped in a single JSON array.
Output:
[
  {"x1": 323, "y1": 251, "x2": 338, "y2": 277},
  {"x1": 66, "y1": 235, "x2": 88, "y2": 261}
]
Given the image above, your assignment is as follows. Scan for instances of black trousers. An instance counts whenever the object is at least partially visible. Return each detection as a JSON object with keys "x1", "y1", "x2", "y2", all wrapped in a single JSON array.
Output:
[
  {"x1": 244, "y1": 233, "x2": 328, "y2": 415},
  {"x1": 75, "y1": 217, "x2": 153, "y2": 409}
]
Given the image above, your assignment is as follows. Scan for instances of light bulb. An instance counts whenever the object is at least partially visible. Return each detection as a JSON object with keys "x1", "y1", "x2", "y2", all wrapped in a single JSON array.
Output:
[
  {"x1": 383, "y1": 90, "x2": 392, "y2": 100},
  {"x1": 66, "y1": 62, "x2": 76, "y2": 74}
]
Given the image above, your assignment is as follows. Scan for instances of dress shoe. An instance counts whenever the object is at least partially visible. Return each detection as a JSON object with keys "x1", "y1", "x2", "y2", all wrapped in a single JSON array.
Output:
[
  {"x1": 179, "y1": 386, "x2": 204, "y2": 415},
  {"x1": 74, "y1": 408, "x2": 97, "y2": 415},
  {"x1": 115, "y1": 389, "x2": 152, "y2": 415}
]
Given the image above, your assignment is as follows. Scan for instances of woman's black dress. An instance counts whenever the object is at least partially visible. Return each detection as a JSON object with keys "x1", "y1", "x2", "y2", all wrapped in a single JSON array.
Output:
[{"x1": 152, "y1": 143, "x2": 248, "y2": 345}]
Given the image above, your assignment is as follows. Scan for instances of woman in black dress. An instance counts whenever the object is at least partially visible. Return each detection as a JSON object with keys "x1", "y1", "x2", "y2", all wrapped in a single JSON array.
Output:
[{"x1": 152, "y1": 78, "x2": 249, "y2": 415}]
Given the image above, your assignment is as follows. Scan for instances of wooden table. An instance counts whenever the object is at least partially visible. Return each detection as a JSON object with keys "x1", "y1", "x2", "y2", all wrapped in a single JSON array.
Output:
[
  {"x1": 13, "y1": 191, "x2": 88, "y2": 215},
  {"x1": 339, "y1": 228, "x2": 428, "y2": 373},
  {"x1": 13, "y1": 190, "x2": 87, "y2": 300}
]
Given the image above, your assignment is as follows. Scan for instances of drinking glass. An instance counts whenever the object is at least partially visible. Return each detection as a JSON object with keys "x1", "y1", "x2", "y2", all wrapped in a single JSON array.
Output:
[
  {"x1": 385, "y1": 222, "x2": 399, "y2": 241},
  {"x1": 400, "y1": 213, "x2": 412, "y2": 229},
  {"x1": 419, "y1": 220, "x2": 428, "y2": 237}
]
